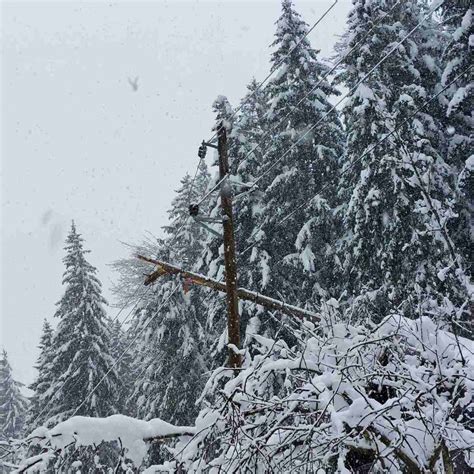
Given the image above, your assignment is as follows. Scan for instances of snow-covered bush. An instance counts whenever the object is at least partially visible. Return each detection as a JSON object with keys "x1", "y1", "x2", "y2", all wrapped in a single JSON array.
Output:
[{"x1": 17, "y1": 307, "x2": 473, "y2": 473}]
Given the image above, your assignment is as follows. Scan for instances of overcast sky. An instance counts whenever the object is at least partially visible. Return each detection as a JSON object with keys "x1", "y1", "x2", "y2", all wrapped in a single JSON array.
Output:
[{"x1": 1, "y1": 0, "x2": 350, "y2": 385}]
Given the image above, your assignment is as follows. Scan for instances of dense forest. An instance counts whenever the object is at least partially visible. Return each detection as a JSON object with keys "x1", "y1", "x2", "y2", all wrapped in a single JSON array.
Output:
[{"x1": 1, "y1": 0, "x2": 472, "y2": 472}]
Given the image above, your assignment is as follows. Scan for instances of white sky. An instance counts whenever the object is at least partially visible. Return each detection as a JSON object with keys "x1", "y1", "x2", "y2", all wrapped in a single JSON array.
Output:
[{"x1": 1, "y1": 0, "x2": 350, "y2": 385}]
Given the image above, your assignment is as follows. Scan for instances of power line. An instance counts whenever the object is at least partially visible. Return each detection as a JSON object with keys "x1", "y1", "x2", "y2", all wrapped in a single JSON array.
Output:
[
  {"x1": 206, "y1": 0, "x2": 339, "y2": 144},
  {"x1": 194, "y1": 0, "x2": 405, "y2": 209},
  {"x1": 232, "y1": 0, "x2": 403, "y2": 176},
  {"x1": 246, "y1": 0, "x2": 444, "y2": 192},
  {"x1": 241, "y1": 64, "x2": 471, "y2": 258}
]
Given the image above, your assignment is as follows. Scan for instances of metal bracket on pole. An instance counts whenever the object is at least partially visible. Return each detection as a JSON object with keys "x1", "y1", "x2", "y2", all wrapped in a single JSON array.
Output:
[
  {"x1": 192, "y1": 217, "x2": 222, "y2": 238},
  {"x1": 189, "y1": 203, "x2": 223, "y2": 237},
  {"x1": 203, "y1": 141, "x2": 218, "y2": 150}
]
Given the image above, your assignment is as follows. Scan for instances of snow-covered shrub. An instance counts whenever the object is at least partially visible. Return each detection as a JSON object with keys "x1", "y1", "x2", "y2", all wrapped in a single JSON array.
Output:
[{"x1": 17, "y1": 307, "x2": 473, "y2": 473}]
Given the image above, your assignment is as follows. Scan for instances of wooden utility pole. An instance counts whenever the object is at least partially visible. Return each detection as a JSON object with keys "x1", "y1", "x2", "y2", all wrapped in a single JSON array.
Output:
[
  {"x1": 217, "y1": 121, "x2": 241, "y2": 369},
  {"x1": 137, "y1": 255, "x2": 320, "y2": 323}
]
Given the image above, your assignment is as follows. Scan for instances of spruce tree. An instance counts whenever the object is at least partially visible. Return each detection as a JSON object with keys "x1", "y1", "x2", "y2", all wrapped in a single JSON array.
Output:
[
  {"x1": 30, "y1": 222, "x2": 123, "y2": 470},
  {"x1": 336, "y1": 0, "x2": 403, "y2": 313},
  {"x1": 230, "y1": 81, "x2": 271, "y2": 341},
  {"x1": 389, "y1": 1, "x2": 471, "y2": 324},
  {"x1": 25, "y1": 319, "x2": 54, "y2": 431},
  {"x1": 132, "y1": 162, "x2": 211, "y2": 432},
  {"x1": 253, "y1": 0, "x2": 344, "y2": 307},
  {"x1": 45, "y1": 222, "x2": 119, "y2": 424},
  {"x1": 336, "y1": 0, "x2": 469, "y2": 323},
  {"x1": 440, "y1": 2, "x2": 473, "y2": 276},
  {"x1": 0, "y1": 350, "x2": 28, "y2": 441}
]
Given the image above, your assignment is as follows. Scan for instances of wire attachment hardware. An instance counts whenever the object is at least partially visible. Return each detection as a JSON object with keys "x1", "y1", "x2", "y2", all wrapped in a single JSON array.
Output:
[
  {"x1": 189, "y1": 203, "x2": 222, "y2": 237},
  {"x1": 198, "y1": 141, "x2": 207, "y2": 159},
  {"x1": 198, "y1": 140, "x2": 218, "y2": 160},
  {"x1": 189, "y1": 203, "x2": 200, "y2": 217}
]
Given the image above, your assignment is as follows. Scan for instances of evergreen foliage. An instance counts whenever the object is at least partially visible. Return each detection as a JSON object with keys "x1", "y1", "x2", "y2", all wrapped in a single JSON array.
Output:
[
  {"x1": 45, "y1": 222, "x2": 119, "y2": 424},
  {"x1": 335, "y1": 0, "x2": 470, "y2": 324},
  {"x1": 108, "y1": 319, "x2": 133, "y2": 416},
  {"x1": 440, "y1": 2, "x2": 473, "y2": 275},
  {"x1": 25, "y1": 320, "x2": 54, "y2": 432},
  {"x1": 132, "y1": 162, "x2": 211, "y2": 428},
  {"x1": 0, "y1": 350, "x2": 28, "y2": 441},
  {"x1": 256, "y1": 0, "x2": 344, "y2": 305},
  {"x1": 0, "y1": 350, "x2": 28, "y2": 470},
  {"x1": 23, "y1": 223, "x2": 123, "y2": 471},
  {"x1": 230, "y1": 80, "x2": 270, "y2": 342}
]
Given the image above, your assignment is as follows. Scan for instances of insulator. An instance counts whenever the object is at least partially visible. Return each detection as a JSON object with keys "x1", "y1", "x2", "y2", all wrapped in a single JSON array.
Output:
[
  {"x1": 198, "y1": 142, "x2": 207, "y2": 159},
  {"x1": 189, "y1": 203, "x2": 199, "y2": 217}
]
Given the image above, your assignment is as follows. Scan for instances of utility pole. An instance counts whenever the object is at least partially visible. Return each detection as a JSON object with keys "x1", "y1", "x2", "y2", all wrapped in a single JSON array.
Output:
[{"x1": 216, "y1": 121, "x2": 241, "y2": 369}]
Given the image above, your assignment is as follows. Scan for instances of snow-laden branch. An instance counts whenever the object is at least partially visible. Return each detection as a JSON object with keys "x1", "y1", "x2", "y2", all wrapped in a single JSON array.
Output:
[
  {"x1": 17, "y1": 414, "x2": 195, "y2": 471},
  {"x1": 18, "y1": 313, "x2": 474, "y2": 473},
  {"x1": 154, "y1": 313, "x2": 474, "y2": 473}
]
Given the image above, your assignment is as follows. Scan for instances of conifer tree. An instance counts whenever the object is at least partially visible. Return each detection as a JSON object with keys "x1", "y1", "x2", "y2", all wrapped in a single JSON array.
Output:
[
  {"x1": 132, "y1": 162, "x2": 211, "y2": 430},
  {"x1": 440, "y1": 2, "x2": 473, "y2": 275},
  {"x1": 0, "y1": 350, "x2": 28, "y2": 441},
  {"x1": 45, "y1": 222, "x2": 119, "y2": 424},
  {"x1": 230, "y1": 81, "x2": 271, "y2": 340},
  {"x1": 389, "y1": 1, "x2": 471, "y2": 324},
  {"x1": 336, "y1": 0, "x2": 469, "y2": 323},
  {"x1": 253, "y1": 0, "x2": 344, "y2": 306},
  {"x1": 25, "y1": 319, "x2": 54, "y2": 431},
  {"x1": 336, "y1": 0, "x2": 404, "y2": 313}
]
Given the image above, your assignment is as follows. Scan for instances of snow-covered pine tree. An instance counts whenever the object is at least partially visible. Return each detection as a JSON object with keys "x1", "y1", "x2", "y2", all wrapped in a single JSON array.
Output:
[
  {"x1": 335, "y1": 0, "x2": 469, "y2": 322},
  {"x1": 45, "y1": 222, "x2": 119, "y2": 424},
  {"x1": 25, "y1": 319, "x2": 54, "y2": 432},
  {"x1": 29, "y1": 222, "x2": 121, "y2": 470},
  {"x1": 388, "y1": 1, "x2": 472, "y2": 325},
  {"x1": 252, "y1": 0, "x2": 344, "y2": 307},
  {"x1": 440, "y1": 2, "x2": 473, "y2": 276},
  {"x1": 232, "y1": 79, "x2": 268, "y2": 263},
  {"x1": 335, "y1": 0, "x2": 406, "y2": 315},
  {"x1": 230, "y1": 80, "x2": 270, "y2": 342},
  {"x1": 131, "y1": 161, "x2": 211, "y2": 435},
  {"x1": 0, "y1": 350, "x2": 28, "y2": 441}
]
